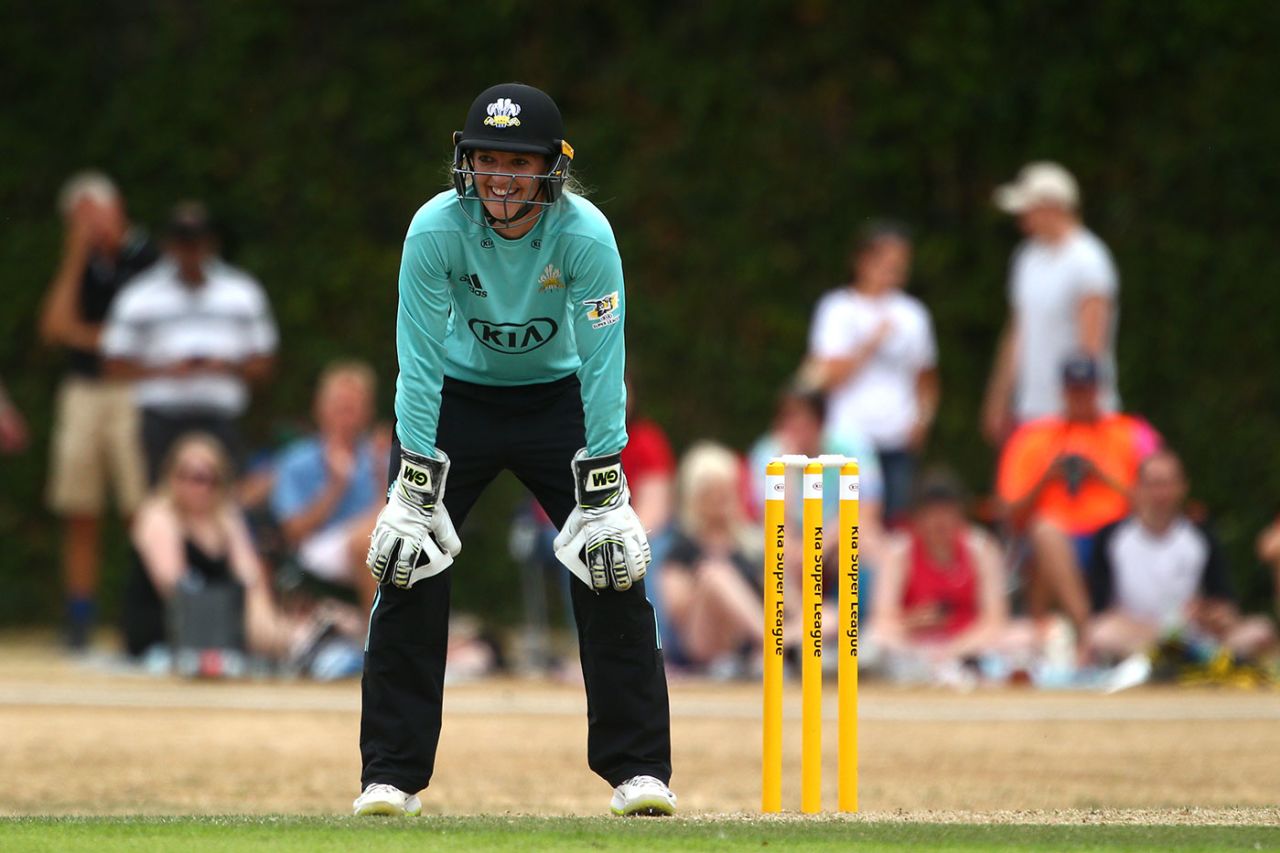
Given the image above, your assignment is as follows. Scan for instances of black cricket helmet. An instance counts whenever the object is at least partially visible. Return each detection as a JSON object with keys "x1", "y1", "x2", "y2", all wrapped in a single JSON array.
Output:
[{"x1": 452, "y1": 83, "x2": 575, "y2": 228}]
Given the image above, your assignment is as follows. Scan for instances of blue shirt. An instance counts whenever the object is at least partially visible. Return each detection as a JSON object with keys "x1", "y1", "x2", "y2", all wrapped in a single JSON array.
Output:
[
  {"x1": 270, "y1": 437, "x2": 378, "y2": 532},
  {"x1": 394, "y1": 190, "x2": 628, "y2": 456}
]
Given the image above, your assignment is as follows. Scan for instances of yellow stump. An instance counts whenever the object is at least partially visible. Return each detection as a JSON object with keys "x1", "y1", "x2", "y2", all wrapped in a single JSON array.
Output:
[
  {"x1": 837, "y1": 461, "x2": 860, "y2": 812},
  {"x1": 801, "y1": 461, "x2": 824, "y2": 813},
  {"x1": 761, "y1": 461, "x2": 786, "y2": 813}
]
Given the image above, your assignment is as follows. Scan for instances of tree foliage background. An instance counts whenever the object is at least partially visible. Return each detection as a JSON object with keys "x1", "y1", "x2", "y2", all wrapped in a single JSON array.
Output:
[{"x1": 3, "y1": 1, "x2": 1278, "y2": 625}]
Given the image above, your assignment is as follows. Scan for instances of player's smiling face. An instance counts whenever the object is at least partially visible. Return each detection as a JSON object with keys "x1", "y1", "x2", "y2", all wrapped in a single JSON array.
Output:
[{"x1": 472, "y1": 149, "x2": 549, "y2": 224}]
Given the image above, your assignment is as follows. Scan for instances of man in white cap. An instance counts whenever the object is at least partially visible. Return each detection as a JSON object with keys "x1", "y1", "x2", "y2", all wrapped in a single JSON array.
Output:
[{"x1": 981, "y1": 162, "x2": 1120, "y2": 446}]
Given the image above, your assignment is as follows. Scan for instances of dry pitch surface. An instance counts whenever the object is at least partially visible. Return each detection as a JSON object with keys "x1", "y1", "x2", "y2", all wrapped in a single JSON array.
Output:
[{"x1": 0, "y1": 637, "x2": 1277, "y2": 823}]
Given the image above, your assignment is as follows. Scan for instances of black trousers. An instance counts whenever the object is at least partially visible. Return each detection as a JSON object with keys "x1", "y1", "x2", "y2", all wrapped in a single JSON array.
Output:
[{"x1": 360, "y1": 376, "x2": 672, "y2": 793}]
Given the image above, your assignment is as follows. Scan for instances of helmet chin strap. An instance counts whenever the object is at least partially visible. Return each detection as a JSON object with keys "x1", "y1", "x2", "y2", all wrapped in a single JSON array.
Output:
[
  {"x1": 482, "y1": 175, "x2": 549, "y2": 230},
  {"x1": 483, "y1": 200, "x2": 541, "y2": 229}
]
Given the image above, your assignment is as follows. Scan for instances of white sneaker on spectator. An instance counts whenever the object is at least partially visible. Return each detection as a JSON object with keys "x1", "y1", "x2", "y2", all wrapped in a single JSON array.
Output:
[
  {"x1": 610, "y1": 775, "x2": 676, "y2": 816},
  {"x1": 353, "y1": 783, "x2": 422, "y2": 816},
  {"x1": 1104, "y1": 652, "x2": 1153, "y2": 694}
]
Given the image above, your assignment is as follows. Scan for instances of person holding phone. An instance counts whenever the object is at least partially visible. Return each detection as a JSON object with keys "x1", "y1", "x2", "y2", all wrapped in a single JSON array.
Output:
[
  {"x1": 996, "y1": 354, "x2": 1160, "y2": 650},
  {"x1": 102, "y1": 202, "x2": 277, "y2": 481}
]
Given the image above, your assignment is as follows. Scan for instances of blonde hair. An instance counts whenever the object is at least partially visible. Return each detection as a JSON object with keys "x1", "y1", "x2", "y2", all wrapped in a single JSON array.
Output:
[
  {"x1": 318, "y1": 359, "x2": 377, "y2": 398},
  {"x1": 676, "y1": 441, "x2": 749, "y2": 542},
  {"x1": 158, "y1": 432, "x2": 237, "y2": 514},
  {"x1": 58, "y1": 170, "x2": 120, "y2": 216}
]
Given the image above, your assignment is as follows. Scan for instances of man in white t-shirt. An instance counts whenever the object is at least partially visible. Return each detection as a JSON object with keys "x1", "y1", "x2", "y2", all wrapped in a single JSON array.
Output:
[
  {"x1": 1087, "y1": 450, "x2": 1276, "y2": 660},
  {"x1": 103, "y1": 202, "x2": 278, "y2": 481},
  {"x1": 806, "y1": 221, "x2": 939, "y2": 521},
  {"x1": 982, "y1": 162, "x2": 1120, "y2": 446}
]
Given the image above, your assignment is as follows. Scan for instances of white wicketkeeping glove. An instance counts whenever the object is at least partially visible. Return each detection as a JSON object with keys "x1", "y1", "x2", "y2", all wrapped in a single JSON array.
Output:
[
  {"x1": 553, "y1": 448, "x2": 651, "y2": 591},
  {"x1": 366, "y1": 448, "x2": 462, "y2": 589}
]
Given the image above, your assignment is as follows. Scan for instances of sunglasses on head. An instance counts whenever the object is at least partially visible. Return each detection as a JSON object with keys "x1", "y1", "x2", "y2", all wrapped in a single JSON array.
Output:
[{"x1": 175, "y1": 466, "x2": 219, "y2": 487}]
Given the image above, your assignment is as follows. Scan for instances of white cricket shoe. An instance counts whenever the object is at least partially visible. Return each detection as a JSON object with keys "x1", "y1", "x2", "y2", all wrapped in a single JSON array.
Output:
[
  {"x1": 610, "y1": 775, "x2": 677, "y2": 816},
  {"x1": 353, "y1": 783, "x2": 422, "y2": 816}
]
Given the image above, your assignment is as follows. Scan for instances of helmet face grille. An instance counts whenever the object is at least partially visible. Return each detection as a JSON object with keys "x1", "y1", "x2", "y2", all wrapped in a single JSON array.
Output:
[
  {"x1": 451, "y1": 148, "x2": 574, "y2": 230},
  {"x1": 451, "y1": 84, "x2": 573, "y2": 230}
]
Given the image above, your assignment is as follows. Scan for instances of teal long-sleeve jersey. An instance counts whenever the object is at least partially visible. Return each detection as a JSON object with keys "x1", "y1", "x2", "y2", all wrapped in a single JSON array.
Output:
[{"x1": 394, "y1": 189, "x2": 628, "y2": 457}]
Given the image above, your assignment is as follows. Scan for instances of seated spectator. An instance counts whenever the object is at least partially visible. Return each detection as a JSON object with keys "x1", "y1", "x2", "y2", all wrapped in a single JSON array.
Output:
[
  {"x1": 270, "y1": 361, "x2": 389, "y2": 612},
  {"x1": 623, "y1": 374, "x2": 678, "y2": 652},
  {"x1": 747, "y1": 384, "x2": 885, "y2": 566},
  {"x1": 513, "y1": 373, "x2": 677, "y2": 675},
  {"x1": 658, "y1": 442, "x2": 761, "y2": 672},
  {"x1": 121, "y1": 433, "x2": 292, "y2": 661},
  {"x1": 102, "y1": 201, "x2": 277, "y2": 481},
  {"x1": 748, "y1": 385, "x2": 888, "y2": 635},
  {"x1": 1255, "y1": 517, "x2": 1280, "y2": 619},
  {"x1": 872, "y1": 469, "x2": 1009, "y2": 668},
  {"x1": 1089, "y1": 450, "x2": 1277, "y2": 660},
  {"x1": 996, "y1": 354, "x2": 1160, "y2": 643},
  {"x1": 622, "y1": 373, "x2": 676, "y2": 539}
]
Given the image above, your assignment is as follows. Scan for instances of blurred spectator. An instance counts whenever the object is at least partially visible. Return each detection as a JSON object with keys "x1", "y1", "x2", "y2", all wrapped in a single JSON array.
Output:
[
  {"x1": 1256, "y1": 518, "x2": 1280, "y2": 619},
  {"x1": 270, "y1": 361, "x2": 388, "y2": 612},
  {"x1": 37, "y1": 172, "x2": 156, "y2": 649},
  {"x1": 621, "y1": 374, "x2": 676, "y2": 542},
  {"x1": 997, "y1": 354, "x2": 1160, "y2": 644},
  {"x1": 748, "y1": 385, "x2": 885, "y2": 566},
  {"x1": 0, "y1": 378, "x2": 28, "y2": 454},
  {"x1": 805, "y1": 221, "x2": 938, "y2": 521},
  {"x1": 872, "y1": 469, "x2": 1009, "y2": 672},
  {"x1": 508, "y1": 501, "x2": 568, "y2": 675},
  {"x1": 513, "y1": 373, "x2": 676, "y2": 675},
  {"x1": 658, "y1": 442, "x2": 760, "y2": 672},
  {"x1": 102, "y1": 201, "x2": 277, "y2": 481},
  {"x1": 624, "y1": 374, "x2": 678, "y2": 651},
  {"x1": 1089, "y1": 451, "x2": 1277, "y2": 660},
  {"x1": 121, "y1": 433, "x2": 292, "y2": 661},
  {"x1": 982, "y1": 162, "x2": 1119, "y2": 446}
]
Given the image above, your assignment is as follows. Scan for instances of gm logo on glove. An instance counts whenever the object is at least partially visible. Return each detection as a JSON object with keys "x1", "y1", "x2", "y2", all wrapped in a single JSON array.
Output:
[
  {"x1": 585, "y1": 463, "x2": 622, "y2": 491},
  {"x1": 404, "y1": 466, "x2": 433, "y2": 490}
]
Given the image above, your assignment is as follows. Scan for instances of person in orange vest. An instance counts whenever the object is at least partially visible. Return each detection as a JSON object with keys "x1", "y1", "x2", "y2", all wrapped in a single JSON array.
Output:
[{"x1": 996, "y1": 354, "x2": 1161, "y2": 650}]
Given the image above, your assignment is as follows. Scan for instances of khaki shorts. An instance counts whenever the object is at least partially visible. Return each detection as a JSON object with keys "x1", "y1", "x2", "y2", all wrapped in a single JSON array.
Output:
[{"x1": 47, "y1": 377, "x2": 147, "y2": 516}]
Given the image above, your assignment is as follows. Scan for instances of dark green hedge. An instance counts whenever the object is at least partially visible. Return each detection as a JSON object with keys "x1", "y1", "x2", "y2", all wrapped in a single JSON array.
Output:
[{"x1": 3, "y1": 1, "x2": 1278, "y2": 625}]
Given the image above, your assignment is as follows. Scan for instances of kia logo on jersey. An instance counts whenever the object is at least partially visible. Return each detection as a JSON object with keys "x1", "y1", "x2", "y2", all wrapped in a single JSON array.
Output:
[{"x1": 469, "y1": 318, "x2": 559, "y2": 354}]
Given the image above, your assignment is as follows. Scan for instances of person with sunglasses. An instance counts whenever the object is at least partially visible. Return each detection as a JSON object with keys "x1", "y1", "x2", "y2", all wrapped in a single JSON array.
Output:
[
  {"x1": 121, "y1": 433, "x2": 288, "y2": 662},
  {"x1": 355, "y1": 84, "x2": 673, "y2": 817}
]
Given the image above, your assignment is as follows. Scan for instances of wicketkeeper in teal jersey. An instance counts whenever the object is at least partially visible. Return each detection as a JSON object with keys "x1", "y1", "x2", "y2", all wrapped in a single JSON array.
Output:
[{"x1": 353, "y1": 83, "x2": 675, "y2": 818}]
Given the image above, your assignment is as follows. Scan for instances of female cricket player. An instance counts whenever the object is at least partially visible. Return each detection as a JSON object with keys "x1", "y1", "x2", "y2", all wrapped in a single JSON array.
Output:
[{"x1": 353, "y1": 83, "x2": 675, "y2": 817}]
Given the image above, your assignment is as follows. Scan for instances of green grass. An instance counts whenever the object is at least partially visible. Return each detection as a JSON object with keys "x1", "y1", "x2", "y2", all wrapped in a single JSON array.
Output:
[{"x1": 2, "y1": 817, "x2": 1278, "y2": 852}]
